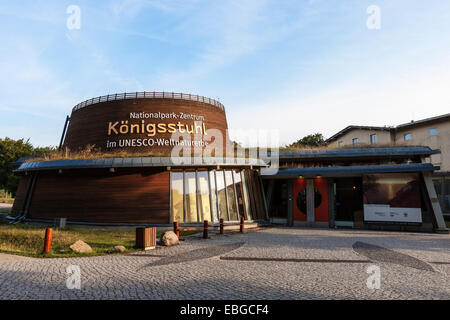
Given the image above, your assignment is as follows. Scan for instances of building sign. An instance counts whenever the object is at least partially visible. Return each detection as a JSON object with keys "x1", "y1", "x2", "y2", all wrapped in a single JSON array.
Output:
[
  {"x1": 105, "y1": 111, "x2": 208, "y2": 149},
  {"x1": 363, "y1": 173, "x2": 422, "y2": 223}
]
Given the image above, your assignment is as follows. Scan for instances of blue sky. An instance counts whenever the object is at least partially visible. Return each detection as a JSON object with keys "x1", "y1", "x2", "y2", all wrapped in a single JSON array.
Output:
[{"x1": 1, "y1": 0, "x2": 450, "y2": 147}]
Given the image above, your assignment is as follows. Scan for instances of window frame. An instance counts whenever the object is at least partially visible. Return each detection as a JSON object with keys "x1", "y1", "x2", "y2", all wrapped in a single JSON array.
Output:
[
  {"x1": 404, "y1": 133, "x2": 412, "y2": 141},
  {"x1": 428, "y1": 128, "x2": 438, "y2": 136},
  {"x1": 170, "y1": 168, "x2": 258, "y2": 223}
]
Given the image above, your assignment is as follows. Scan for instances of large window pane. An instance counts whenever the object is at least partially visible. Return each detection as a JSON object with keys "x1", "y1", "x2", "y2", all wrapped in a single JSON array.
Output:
[
  {"x1": 171, "y1": 172, "x2": 184, "y2": 222},
  {"x1": 233, "y1": 170, "x2": 245, "y2": 219},
  {"x1": 241, "y1": 170, "x2": 253, "y2": 220},
  {"x1": 249, "y1": 170, "x2": 263, "y2": 219},
  {"x1": 209, "y1": 171, "x2": 219, "y2": 222},
  {"x1": 197, "y1": 171, "x2": 212, "y2": 222},
  {"x1": 184, "y1": 171, "x2": 198, "y2": 222},
  {"x1": 225, "y1": 170, "x2": 238, "y2": 221},
  {"x1": 216, "y1": 170, "x2": 228, "y2": 220},
  {"x1": 268, "y1": 180, "x2": 288, "y2": 219},
  {"x1": 443, "y1": 177, "x2": 450, "y2": 213}
]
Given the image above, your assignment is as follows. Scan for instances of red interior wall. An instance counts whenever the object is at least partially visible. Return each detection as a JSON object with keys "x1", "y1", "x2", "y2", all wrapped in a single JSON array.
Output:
[
  {"x1": 293, "y1": 178, "x2": 307, "y2": 221},
  {"x1": 314, "y1": 178, "x2": 329, "y2": 222},
  {"x1": 292, "y1": 178, "x2": 329, "y2": 222}
]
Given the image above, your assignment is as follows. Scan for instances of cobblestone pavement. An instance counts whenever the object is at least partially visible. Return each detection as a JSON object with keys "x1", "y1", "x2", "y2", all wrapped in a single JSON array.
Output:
[
  {"x1": 0, "y1": 253, "x2": 33, "y2": 262},
  {"x1": 0, "y1": 227, "x2": 448, "y2": 300}
]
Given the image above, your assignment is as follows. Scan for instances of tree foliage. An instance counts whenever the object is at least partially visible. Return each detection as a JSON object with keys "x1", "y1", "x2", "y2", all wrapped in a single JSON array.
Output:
[
  {"x1": 287, "y1": 133, "x2": 325, "y2": 148},
  {"x1": 0, "y1": 137, "x2": 55, "y2": 196}
]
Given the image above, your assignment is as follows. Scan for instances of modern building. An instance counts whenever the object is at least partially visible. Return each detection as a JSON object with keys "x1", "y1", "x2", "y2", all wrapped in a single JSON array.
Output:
[
  {"x1": 10, "y1": 92, "x2": 267, "y2": 225},
  {"x1": 9, "y1": 93, "x2": 448, "y2": 233},
  {"x1": 325, "y1": 113, "x2": 450, "y2": 216},
  {"x1": 262, "y1": 147, "x2": 447, "y2": 233}
]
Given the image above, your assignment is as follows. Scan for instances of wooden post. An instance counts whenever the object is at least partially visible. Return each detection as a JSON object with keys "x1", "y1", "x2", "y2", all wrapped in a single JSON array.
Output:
[
  {"x1": 203, "y1": 220, "x2": 208, "y2": 239},
  {"x1": 44, "y1": 228, "x2": 53, "y2": 254},
  {"x1": 219, "y1": 218, "x2": 224, "y2": 235},
  {"x1": 173, "y1": 221, "x2": 179, "y2": 239},
  {"x1": 240, "y1": 217, "x2": 245, "y2": 233}
]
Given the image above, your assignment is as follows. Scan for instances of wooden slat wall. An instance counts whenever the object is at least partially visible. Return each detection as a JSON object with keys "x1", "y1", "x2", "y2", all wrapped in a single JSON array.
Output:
[
  {"x1": 27, "y1": 169, "x2": 170, "y2": 223},
  {"x1": 63, "y1": 98, "x2": 231, "y2": 155},
  {"x1": 11, "y1": 175, "x2": 31, "y2": 217}
]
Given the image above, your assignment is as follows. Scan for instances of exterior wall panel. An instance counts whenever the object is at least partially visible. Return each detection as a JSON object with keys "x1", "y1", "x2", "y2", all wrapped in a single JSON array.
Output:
[
  {"x1": 27, "y1": 169, "x2": 170, "y2": 223},
  {"x1": 63, "y1": 98, "x2": 231, "y2": 155}
]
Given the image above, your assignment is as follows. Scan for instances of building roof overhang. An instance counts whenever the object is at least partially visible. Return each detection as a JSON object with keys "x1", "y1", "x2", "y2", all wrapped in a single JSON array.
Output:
[
  {"x1": 16, "y1": 157, "x2": 266, "y2": 173},
  {"x1": 325, "y1": 125, "x2": 392, "y2": 143},
  {"x1": 396, "y1": 113, "x2": 450, "y2": 129},
  {"x1": 261, "y1": 163, "x2": 439, "y2": 179},
  {"x1": 277, "y1": 146, "x2": 439, "y2": 161}
]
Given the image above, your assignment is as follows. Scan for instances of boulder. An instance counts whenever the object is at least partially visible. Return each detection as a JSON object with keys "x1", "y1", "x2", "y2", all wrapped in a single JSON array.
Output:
[
  {"x1": 160, "y1": 231, "x2": 179, "y2": 247},
  {"x1": 70, "y1": 240, "x2": 93, "y2": 253},
  {"x1": 113, "y1": 245, "x2": 126, "y2": 253}
]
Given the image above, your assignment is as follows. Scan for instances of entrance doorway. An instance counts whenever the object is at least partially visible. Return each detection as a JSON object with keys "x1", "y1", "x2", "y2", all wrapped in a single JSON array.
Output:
[
  {"x1": 334, "y1": 177, "x2": 364, "y2": 228},
  {"x1": 266, "y1": 179, "x2": 289, "y2": 224},
  {"x1": 292, "y1": 178, "x2": 329, "y2": 223}
]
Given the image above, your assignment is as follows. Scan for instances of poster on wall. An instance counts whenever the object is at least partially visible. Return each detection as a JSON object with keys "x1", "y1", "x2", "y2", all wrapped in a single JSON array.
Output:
[{"x1": 362, "y1": 173, "x2": 422, "y2": 223}]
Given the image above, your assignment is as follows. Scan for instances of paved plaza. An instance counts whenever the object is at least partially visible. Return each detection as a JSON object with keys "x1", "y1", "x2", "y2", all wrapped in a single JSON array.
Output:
[{"x1": 0, "y1": 227, "x2": 449, "y2": 300}]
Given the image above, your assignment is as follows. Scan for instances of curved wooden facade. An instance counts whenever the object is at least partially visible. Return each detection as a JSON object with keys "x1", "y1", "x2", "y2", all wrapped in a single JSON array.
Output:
[
  {"x1": 11, "y1": 167, "x2": 266, "y2": 224},
  {"x1": 12, "y1": 93, "x2": 267, "y2": 225},
  {"x1": 63, "y1": 96, "x2": 231, "y2": 155},
  {"x1": 13, "y1": 168, "x2": 170, "y2": 224}
]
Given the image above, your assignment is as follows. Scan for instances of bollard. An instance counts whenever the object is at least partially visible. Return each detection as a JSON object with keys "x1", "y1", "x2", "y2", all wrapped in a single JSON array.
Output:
[
  {"x1": 173, "y1": 221, "x2": 180, "y2": 239},
  {"x1": 240, "y1": 217, "x2": 245, "y2": 233},
  {"x1": 44, "y1": 228, "x2": 53, "y2": 254},
  {"x1": 203, "y1": 220, "x2": 208, "y2": 239},
  {"x1": 219, "y1": 218, "x2": 224, "y2": 235},
  {"x1": 136, "y1": 227, "x2": 156, "y2": 250}
]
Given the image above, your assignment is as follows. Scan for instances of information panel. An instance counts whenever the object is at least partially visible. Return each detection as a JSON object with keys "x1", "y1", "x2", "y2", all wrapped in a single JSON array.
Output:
[{"x1": 363, "y1": 173, "x2": 422, "y2": 223}]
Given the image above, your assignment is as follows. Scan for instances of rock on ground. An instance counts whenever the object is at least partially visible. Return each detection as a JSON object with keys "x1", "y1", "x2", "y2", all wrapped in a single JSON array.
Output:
[
  {"x1": 160, "y1": 231, "x2": 179, "y2": 247},
  {"x1": 70, "y1": 240, "x2": 93, "y2": 253},
  {"x1": 113, "y1": 245, "x2": 126, "y2": 253}
]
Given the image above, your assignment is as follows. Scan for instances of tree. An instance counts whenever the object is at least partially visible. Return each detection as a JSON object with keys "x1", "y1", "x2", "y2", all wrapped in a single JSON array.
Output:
[
  {"x1": 288, "y1": 133, "x2": 325, "y2": 148},
  {"x1": 0, "y1": 137, "x2": 55, "y2": 196}
]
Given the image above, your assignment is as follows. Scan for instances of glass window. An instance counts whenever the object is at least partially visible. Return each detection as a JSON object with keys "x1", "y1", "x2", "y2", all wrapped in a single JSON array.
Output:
[
  {"x1": 197, "y1": 171, "x2": 212, "y2": 222},
  {"x1": 241, "y1": 170, "x2": 253, "y2": 220},
  {"x1": 245, "y1": 170, "x2": 257, "y2": 218},
  {"x1": 209, "y1": 171, "x2": 219, "y2": 222},
  {"x1": 233, "y1": 170, "x2": 245, "y2": 219},
  {"x1": 338, "y1": 141, "x2": 343, "y2": 147},
  {"x1": 215, "y1": 170, "x2": 228, "y2": 220},
  {"x1": 370, "y1": 134, "x2": 377, "y2": 144},
  {"x1": 352, "y1": 138, "x2": 359, "y2": 145},
  {"x1": 269, "y1": 180, "x2": 288, "y2": 219},
  {"x1": 433, "y1": 178, "x2": 442, "y2": 195},
  {"x1": 171, "y1": 172, "x2": 184, "y2": 222},
  {"x1": 225, "y1": 170, "x2": 238, "y2": 221},
  {"x1": 248, "y1": 170, "x2": 263, "y2": 220},
  {"x1": 443, "y1": 177, "x2": 450, "y2": 213},
  {"x1": 429, "y1": 128, "x2": 438, "y2": 136},
  {"x1": 404, "y1": 133, "x2": 412, "y2": 141},
  {"x1": 184, "y1": 171, "x2": 198, "y2": 222}
]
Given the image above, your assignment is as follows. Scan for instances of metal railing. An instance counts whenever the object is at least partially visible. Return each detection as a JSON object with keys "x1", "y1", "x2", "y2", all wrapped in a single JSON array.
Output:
[{"x1": 72, "y1": 92, "x2": 225, "y2": 112}]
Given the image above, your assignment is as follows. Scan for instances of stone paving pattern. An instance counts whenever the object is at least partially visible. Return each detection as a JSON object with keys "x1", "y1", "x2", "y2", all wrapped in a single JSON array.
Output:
[{"x1": 0, "y1": 228, "x2": 449, "y2": 300}]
